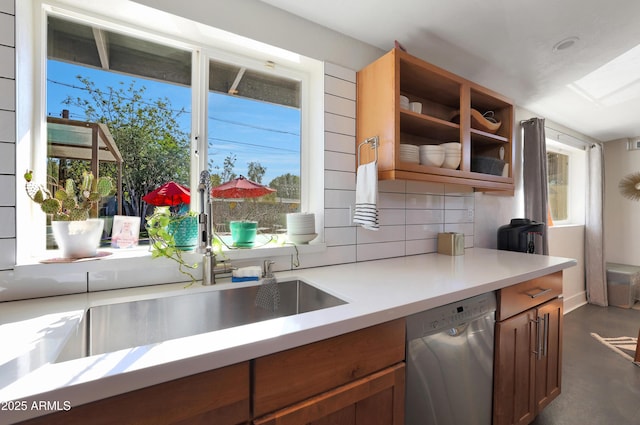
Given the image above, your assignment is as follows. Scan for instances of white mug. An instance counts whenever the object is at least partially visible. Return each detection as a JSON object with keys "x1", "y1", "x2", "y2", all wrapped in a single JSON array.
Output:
[{"x1": 410, "y1": 102, "x2": 422, "y2": 113}]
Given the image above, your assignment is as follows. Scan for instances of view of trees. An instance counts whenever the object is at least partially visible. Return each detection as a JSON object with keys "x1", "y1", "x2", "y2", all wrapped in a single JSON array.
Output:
[{"x1": 54, "y1": 76, "x2": 300, "y2": 233}]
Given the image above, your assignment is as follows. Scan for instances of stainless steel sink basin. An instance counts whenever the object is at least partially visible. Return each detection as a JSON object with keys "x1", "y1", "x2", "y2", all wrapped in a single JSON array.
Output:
[{"x1": 55, "y1": 280, "x2": 346, "y2": 362}]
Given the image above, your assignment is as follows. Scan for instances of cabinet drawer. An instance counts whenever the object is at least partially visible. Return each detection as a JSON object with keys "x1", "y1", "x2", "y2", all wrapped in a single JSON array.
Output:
[
  {"x1": 253, "y1": 318, "x2": 406, "y2": 417},
  {"x1": 497, "y1": 272, "x2": 562, "y2": 321}
]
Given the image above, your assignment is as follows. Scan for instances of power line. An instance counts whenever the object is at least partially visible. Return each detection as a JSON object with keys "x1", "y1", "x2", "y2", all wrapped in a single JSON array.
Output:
[
  {"x1": 208, "y1": 137, "x2": 299, "y2": 153},
  {"x1": 48, "y1": 78, "x2": 301, "y2": 138}
]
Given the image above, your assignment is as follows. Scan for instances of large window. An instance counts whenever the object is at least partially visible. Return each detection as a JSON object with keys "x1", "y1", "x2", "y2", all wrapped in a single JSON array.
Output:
[{"x1": 42, "y1": 12, "x2": 304, "y2": 252}]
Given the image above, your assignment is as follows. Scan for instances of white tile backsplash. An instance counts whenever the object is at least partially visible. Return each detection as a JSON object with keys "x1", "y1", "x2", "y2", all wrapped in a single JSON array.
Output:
[
  {"x1": 324, "y1": 208, "x2": 353, "y2": 227},
  {"x1": 325, "y1": 150, "x2": 355, "y2": 173},
  {"x1": 0, "y1": 78, "x2": 15, "y2": 110},
  {"x1": 325, "y1": 170, "x2": 355, "y2": 190},
  {"x1": 325, "y1": 189, "x2": 355, "y2": 209},
  {"x1": 0, "y1": 141, "x2": 14, "y2": 173},
  {"x1": 0, "y1": 238, "x2": 15, "y2": 270},
  {"x1": 324, "y1": 75, "x2": 356, "y2": 99},
  {"x1": 0, "y1": 0, "x2": 14, "y2": 15},
  {"x1": 324, "y1": 93, "x2": 355, "y2": 118},
  {"x1": 325, "y1": 226, "x2": 356, "y2": 246},
  {"x1": 0, "y1": 45, "x2": 14, "y2": 79},
  {"x1": 0, "y1": 174, "x2": 15, "y2": 206},
  {"x1": 0, "y1": 12, "x2": 14, "y2": 47},
  {"x1": 0, "y1": 110, "x2": 15, "y2": 142},
  {"x1": 325, "y1": 131, "x2": 355, "y2": 154},
  {"x1": 378, "y1": 192, "x2": 405, "y2": 209},
  {"x1": 405, "y1": 224, "x2": 443, "y2": 241},
  {"x1": 357, "y1": 241, "x2": 405, "y2": 262},
  {"x1": 324, "y1": 62, "x2": 355, "y2": 83},
  {"x1": 405, "y1": 209, "x2": 444, "y2": 225},
  {"x1": 0, "y1": 207, "x2": 15, "y2": 237},
  {"x1": 324, "y1": 112, "x2": 355, "y2": 136},
  {"x1": 405, "y1": 193, "x2": 444, "y2": 209}
]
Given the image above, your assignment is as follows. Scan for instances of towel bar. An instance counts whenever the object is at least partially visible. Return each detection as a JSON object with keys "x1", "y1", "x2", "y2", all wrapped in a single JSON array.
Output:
[{"x1": 358, "y1": 136, "x2": 379, "y2": 166}]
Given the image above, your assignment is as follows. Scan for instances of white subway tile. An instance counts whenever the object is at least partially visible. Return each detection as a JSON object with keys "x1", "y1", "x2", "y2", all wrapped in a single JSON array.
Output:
[
  {"x1": 406, "y1": 209, "x2": 444, "y2": 225},
  {"x1": 324, "y1": 93, "x2": 355, "y2": 118},
  {"x1": 325, "y1": 226, "x2": 356, "y2": 246},
  {"x1": 325, "y1": 189, "x2": 354, "y2": 208},
  {"x1": 0, "y1": 0, "x2": 14, "y2": 15},
  {"x1": 325, "y1": 131, "x2": 355, "y2": 154},
  {"x1": 357, "y1": 241, "x2": 405, "y2": 262},
  {"x1": 0, "y1": 110, "x2": 15, "y2": 142},
  {"x1": 0, "y1": 13, "x2": 13, "y2": 47},
  {"x1": 0, "y1": 78, "x2": 15, "y2": 110},
  {"x1": 0, "y1": 207, "x2": 14, "y2": 237},
  {"x1": 324, "y1": 75, "x2": 356, "y2": 100},
  {"x1": 325, "y1": 150, "x2": 355, "y2": 172},
  {"x1": 445, "y1": 209, "x2": 473, "y2": 224},
  {"x1": 445, "y1": 195, "x2": 474, "y2": 210},
  {"x1": 0, "y1": 237, "x2": 14, "y2": 270},
  {"x1": 379, "y1": 192, "x2": 405, "y2": 209},
  {"x1": 324, "y1": 208, "x2": 353, "y2": 227},
  {"x1": 405, "y1": 224, "x2": 443, "y2": 240},
  {"x1": 406, "y1": 238, "x2": 438, "y2": 256},
  {"x1": 0, "y1": 175, "x2": 15, "y2": 206},
  {"x1": 445, "y1": 222, "x2": 474, "y2": 236},
  {"x1": 325, "y1": 170, "x2": 355, "y2": 190},
  {"x1": 406, "y1": 180, "x2": 445, "y2": 194},
  {"x1": 357, "y1": 225, "x2": 404, "y2": 244},
  {"x1": 379, "y1": 179, "x2": 406, "y2": 193},
  {"x1": 406, "y1": 193, "x2": 444, "y2": 209},
  {"x1": 0, "y1": 45, "x2": 14, "y2": 79},
  {"x1": 298, "y1": 244, "x2": 356, "y2": 268},
  {"x1": 379, "y1": 209, "x2": 405, "y2": 226},
  {"x1": 325, "y1": 112, "x2": 355, "y2": 136},
  {"x1": 324, "y1": 62, "x2": 356, "y2": 83}
]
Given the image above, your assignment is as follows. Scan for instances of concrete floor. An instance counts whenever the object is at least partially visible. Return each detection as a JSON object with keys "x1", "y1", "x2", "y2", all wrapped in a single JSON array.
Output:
[{"x1": 531, "y1": 303, "x2": 640, "y2": 425}]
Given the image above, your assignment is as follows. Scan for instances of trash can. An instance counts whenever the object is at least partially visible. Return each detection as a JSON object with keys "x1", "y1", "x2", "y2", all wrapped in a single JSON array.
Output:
[{"x1": 606, "y1": 263, "x2": 640, "y2": 308}]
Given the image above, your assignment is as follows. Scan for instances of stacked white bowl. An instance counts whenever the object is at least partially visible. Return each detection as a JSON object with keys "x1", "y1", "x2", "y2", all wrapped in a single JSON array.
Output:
[
  {"x1": 286, "y1": 213, "x2": 317, "y2": 244},
  {"x1": 399, "y1": 143, "x2": 419, "y2": 163},
  {"x1": 419, "y1": 145, "x2": 445, "y2": 167},
  {"x1": 440, "y1": 142, "x2": 461, "y2": 169}
]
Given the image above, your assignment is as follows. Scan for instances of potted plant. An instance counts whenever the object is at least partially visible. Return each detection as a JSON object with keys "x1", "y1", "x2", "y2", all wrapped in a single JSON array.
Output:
[{"x1": 24, "y1": 170, "x2": 114, "y2": 258}]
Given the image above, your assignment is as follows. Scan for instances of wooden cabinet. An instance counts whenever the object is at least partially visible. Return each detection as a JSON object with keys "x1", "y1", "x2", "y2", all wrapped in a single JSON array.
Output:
[
  {"x1": 356, "y1": 48, "x2": 514, "y2": 192},
  {"x1": 253, "y1": 319, "x2": 406, "y2": 425},
  {"x1": 18, "y1": 362, "x2": 251, "y2": 425},
  {"x1": 493, "y1": 272, "x2": 563, "y2": 425}
]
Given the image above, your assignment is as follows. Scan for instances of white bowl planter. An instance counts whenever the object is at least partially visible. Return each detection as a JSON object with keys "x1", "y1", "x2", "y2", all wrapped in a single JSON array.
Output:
[{"x1": 51, "y1": 218, "x2": 105, "y2": 258}]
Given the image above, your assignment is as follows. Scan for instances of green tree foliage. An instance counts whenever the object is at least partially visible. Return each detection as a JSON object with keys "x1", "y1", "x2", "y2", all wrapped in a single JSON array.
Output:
[
  {"x1": 63, "y1": 77, "x2": 190, "y2": 219},
  {"x1": 247, "y1": 161, "x2": 266, "y2": 184},
  {"x1": 269, "y1": 173, "x2": 300, "y2": 200}
]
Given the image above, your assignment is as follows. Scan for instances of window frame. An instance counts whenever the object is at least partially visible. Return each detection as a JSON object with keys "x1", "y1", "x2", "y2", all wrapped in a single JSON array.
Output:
[
  {"x1": 545, "y1": 137, "x2": 587, "y2": 226},
  {"x1": 17, "y1": 1, "x2": 325, "y2": 265}
]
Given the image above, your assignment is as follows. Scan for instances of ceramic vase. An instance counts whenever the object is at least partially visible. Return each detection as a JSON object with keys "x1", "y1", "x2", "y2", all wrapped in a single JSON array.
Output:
[{"x1": 51, "y1": 218, "x2": 104, "y2": 258}]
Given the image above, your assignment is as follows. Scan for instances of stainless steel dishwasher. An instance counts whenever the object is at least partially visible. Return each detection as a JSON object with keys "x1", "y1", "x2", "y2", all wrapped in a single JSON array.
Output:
[{"x1": 405, "y1": 292, "x2": 497, "y2": 425}]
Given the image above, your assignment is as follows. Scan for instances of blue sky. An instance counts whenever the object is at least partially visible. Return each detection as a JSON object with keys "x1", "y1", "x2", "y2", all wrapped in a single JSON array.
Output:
[{"x1": 47, "y1": 60, "x2": 300, "y2": 185}]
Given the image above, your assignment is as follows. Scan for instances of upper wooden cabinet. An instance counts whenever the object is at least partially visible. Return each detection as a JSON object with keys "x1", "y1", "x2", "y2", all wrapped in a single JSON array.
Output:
[{"x1": 356, "y1": 48, "x2": 515, "y2": 192}]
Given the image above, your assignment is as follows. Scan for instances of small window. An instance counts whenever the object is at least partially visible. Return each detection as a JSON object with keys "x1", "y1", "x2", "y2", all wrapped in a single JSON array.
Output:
[{"x1": 546, "y1": 138, "x2": 586, "y2": 225}]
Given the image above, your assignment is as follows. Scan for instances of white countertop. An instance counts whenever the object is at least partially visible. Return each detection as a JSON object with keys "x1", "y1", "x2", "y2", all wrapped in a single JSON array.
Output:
[{"x1": 0, "y1": 248, "x2": 576, "y2": 424}]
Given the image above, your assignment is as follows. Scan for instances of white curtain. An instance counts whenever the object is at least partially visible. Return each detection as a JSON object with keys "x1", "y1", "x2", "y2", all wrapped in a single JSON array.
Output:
[
  {"x1": 586, "y1": 143, "x2": 607, "y2": 306},
  {"x1": 522, "y1": 118, "x2": 549, "y2": 255}
]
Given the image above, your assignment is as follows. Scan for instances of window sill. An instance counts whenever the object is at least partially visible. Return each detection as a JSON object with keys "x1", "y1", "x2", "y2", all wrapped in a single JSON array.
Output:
[{"x1": 14, "y1": 240, "x2": 326, "y2": 277}]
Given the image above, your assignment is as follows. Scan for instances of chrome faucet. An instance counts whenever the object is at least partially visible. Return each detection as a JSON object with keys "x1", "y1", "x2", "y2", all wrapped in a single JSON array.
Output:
[
  {"x1": 199, "y1": 171, "x2": 217, "y2": 285},
  {"x1": 262, "y1": 260, "x2": 275, "y2": 279}
]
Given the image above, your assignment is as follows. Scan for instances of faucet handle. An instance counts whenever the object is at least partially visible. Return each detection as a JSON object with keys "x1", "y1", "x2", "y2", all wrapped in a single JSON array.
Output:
[{"x1": 263, "y1": 260, "x2": 275, "y2": 278}]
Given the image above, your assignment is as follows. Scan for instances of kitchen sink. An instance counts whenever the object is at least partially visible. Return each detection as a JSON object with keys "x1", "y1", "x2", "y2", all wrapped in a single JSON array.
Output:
[{"x1": 55, "y1": 279, "x2": 346, "y2": 362}]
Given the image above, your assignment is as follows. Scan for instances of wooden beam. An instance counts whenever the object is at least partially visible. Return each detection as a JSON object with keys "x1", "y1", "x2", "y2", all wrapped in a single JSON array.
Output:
[
  {"x1": 228, "y1": 67, "x2": 246, "y2": 95},
  {"x1": 92, "y1": 28, "x2": 110, "y2": 70}
]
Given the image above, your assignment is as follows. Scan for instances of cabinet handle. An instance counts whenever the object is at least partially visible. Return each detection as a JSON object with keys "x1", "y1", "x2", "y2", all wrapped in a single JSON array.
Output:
[
  {"x1": 531, "y1": 317, "x2": 541, "y2": 359},
  {"x1": 542, "y1": 313, "x2": 549, "y2": 357},
  {"x1": 527, "y1": 288, "x2": 552, "y2": 299}
]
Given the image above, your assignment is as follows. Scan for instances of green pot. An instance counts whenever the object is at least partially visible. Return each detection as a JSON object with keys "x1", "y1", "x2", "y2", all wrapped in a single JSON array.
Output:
[
  {"x1": 167, "y1": 215, "x2": 198, "y2": 250},
  {"x1": 230, "y1": 221, "x2": 257, "y2": 247}
]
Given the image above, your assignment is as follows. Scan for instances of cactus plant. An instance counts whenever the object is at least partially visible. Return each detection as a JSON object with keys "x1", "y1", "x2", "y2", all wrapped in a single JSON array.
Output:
[{"x1": 24, "y1": 170, "x2": 114, "y2": 221}]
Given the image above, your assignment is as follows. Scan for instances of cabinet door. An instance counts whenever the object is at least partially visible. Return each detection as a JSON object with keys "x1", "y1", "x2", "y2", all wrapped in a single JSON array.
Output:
[
  {"x1": 534, "y1": 297, "x2": 563, "y2": 411},
  {"x1": 18, "y1": 362, "x2": 251, "y2": 425},
  {"x1": 253, "y1": 363, "x2": 405, "y2": 425},
  {"x1": 493, "y1": 309, "x2": 537, "y2": 425}
]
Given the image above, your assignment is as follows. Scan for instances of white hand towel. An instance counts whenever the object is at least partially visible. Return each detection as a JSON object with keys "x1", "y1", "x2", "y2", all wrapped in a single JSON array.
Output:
[{"x1": 353, "y1": 161, "x2": 379, "y2": 230}]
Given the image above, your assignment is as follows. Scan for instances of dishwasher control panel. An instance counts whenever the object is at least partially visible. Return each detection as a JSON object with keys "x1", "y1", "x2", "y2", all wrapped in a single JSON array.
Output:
[{"x1": 406, "y1": 292, "x2": 497, "y2": 338}]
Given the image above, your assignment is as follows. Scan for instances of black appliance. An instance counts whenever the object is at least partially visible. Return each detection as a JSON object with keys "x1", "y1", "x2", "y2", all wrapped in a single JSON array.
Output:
[{"x1": 497, "y1": 218, "x2": 545, "y2": 253}]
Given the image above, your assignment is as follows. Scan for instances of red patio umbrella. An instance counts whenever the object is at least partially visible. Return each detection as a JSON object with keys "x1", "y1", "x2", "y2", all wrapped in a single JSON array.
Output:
[
  {"x1": 142, "y1": 181, "x2": 191, "y2": 206},
  {"x1": 211, "y1": 176, "x2": 276, "y2": 199}
]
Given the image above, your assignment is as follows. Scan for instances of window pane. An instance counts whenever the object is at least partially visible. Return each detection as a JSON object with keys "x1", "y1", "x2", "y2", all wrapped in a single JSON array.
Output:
[
  {"x1": 47, "y1": 16, "x2": 192, "y2": 248},
  {"x1": 208, "y1": 59, "x2": 301, "y2": 237},
  {"x1": 547, "y1": 151, "x2": 569, "y2": 221}
]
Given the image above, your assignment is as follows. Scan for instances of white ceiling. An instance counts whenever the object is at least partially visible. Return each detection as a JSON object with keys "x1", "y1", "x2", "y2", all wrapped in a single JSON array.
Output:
[{"x1": 260, "y1": 0, "x2": 640, "y2": 142}]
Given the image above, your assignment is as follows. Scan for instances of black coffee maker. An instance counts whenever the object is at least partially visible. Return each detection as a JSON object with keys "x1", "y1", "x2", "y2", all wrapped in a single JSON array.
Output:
[{"x1": 497, "y1": 218, "x2": 545, "y2": 253}]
